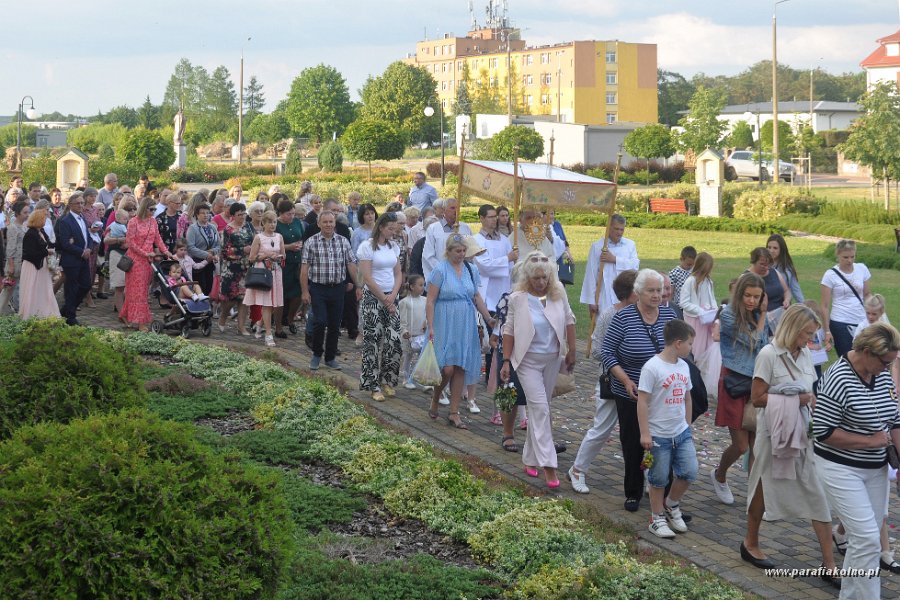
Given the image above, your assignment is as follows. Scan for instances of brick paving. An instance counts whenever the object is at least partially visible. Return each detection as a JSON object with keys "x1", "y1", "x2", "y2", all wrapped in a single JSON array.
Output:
[{"x1": 78, "y1": 296, "x2": 900, "y2": 599}]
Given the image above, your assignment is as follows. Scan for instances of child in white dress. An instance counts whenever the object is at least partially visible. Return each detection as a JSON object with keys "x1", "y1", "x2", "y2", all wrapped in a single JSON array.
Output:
[{"x1": 399, "y1": 274, "x2": 427, "y2": 389}]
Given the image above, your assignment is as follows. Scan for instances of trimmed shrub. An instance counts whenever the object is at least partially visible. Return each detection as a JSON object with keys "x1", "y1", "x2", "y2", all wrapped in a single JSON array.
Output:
[
  {"x1": 97, "y1": 143, "x2": 115, "y2": 160},
  {"x1": 123, "y1": 330, "x2": 185, "y2": 356},
  {"x1": 285, "y1": 145, "x2": 303, "y2": 175},
  {"x1": 120, "y1": 127, "x2": 175, "y2": 172},
  {"x1": 425, "y1": 161, "x2": 459, "y2": 179},
  {"x1": 318, "y1": 141, "x2": 343, "y2": 172},
  {"x1": 420, "y1": 490, "x2": 530, "y2": 542},
  {"x1": 776, "y1": 214, "x2": 898, "y2": 246},
  {"x1": 732, "y1": 188, "x2": 818, "y2": 222},
  {"x1": 0, "y1": 319, "x2": 145, "y2": 438},
  {"x1": 382, "y1": 460, "x2": 484, "y2": 519},
  {"x1": 0, "y1": 409, "x2": 294, "y2": 598},
  {"x1": 344, "y1": 439, "x2": 435, "y2": 495}
]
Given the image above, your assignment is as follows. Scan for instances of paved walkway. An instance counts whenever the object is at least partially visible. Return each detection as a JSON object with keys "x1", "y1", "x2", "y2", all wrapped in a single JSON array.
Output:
[{"x1": 78, "y1": 298, "x2": 900, "y2": 599}]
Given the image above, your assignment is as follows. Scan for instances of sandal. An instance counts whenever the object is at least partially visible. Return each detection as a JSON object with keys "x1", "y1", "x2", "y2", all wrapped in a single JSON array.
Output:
[
  {"x1": 501, "y1": 436, "x2": 520, "y2": 452},
  {"x1": 428, "y1": 402, "x2": 439, "y2": 420},
  {"x1": 447, "y1": 412, "x2": 469, "y2": 429}
]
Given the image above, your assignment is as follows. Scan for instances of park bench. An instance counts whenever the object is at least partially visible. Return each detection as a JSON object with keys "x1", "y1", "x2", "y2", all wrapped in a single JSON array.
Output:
[{"x1": 649, "y1": 198, "x2": 688, "y2": 215}]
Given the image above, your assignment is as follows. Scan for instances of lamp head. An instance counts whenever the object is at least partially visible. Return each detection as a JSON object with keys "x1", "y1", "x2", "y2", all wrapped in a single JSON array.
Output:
[
  {"x1": 423, "y1": 106, "x2": 435, "y2": 118},
  {"x1": 25, "y1": 108, "x2": 37, "y2": 120}
]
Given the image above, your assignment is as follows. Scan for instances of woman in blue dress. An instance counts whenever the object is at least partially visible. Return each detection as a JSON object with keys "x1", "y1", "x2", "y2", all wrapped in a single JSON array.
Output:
[{"x1": 426, "y1": 234, "x2": 497, "y2": 429}]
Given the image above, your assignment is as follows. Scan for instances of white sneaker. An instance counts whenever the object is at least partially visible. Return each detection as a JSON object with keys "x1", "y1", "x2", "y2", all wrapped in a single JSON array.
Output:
[
  {"x1": 197, "y1": 294, "x2": 208, "y2": 301},
  {"x1": 649, "y1": 515, "x2": 676, "y2": 539},
  {"x1": 192, "y1": 293, "x2": 199, "y2": 301},
  {"x1": 665, "y1": 504, "x2": 688, "y2": 533},
  {"x1": 404, "y1": 381, "x2": 416, "y2": 390},
  {"x1": 709, "y1": 467, "x2": 734, "y2": 505},
  {"x1": 567, "y1": 466, "x2": 590, "y2": 494},
  {"x1": 438, "y1": 391, "x2": 450, "y2": 406},
  {"x1": 467, "y1": 398, "x2": 481, "y2": 414}
]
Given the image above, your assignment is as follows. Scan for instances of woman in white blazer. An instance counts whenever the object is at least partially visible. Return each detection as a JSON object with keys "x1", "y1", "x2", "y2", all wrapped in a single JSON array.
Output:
[
  {"x1": 679, "y1": 251, "x2": 717, "y2": 358},
  {"x1": 499, "y1": 251, "x2": 576, "y2": 487}
]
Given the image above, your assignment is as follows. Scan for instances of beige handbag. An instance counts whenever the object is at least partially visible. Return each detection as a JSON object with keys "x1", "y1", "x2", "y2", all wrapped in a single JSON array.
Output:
[{"x1": 742, "y1": 400, "x2": 757, "y2": 432}]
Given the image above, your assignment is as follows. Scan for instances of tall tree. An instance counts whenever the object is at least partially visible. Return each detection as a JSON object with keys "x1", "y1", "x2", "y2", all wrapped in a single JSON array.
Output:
[
  {"x1": 205, "y1": 66, "x2": 238, "y2": 119},
  {"x1": 285, "y1": 65, "x2": 355, "y2": 143},
  {"x1": 454, "y1": 63, "x2": 473, "y2": 117},
  {"x1": 360, "y1": 61, "x2": 437, "y2": 146},
  {"x1": 341, "y1": 119, "x2": 406, "y2": 180},
  {"x1": 244, "y1": 75, "x2": 265, "y2": 119},
  {"x1": 623, "y1": 124, "x2": 675, "y2": 161},
  {"x1": 840, "y1": 81, "x2": 900, "y2": 208},
  {"x1": 657, "y1": 70, "x2": 695, "y2": 126},
  {"x1": 136, "y1": 96, "x2": 161, "y2": 129},
  {"x1": 677, "y1": 86, "x2": 728, "y2": 154},
  {"x1": 726, "y1": 121, "x2": 754, "y2": 149},
  {"x1": 101, "y1": 105, "x2": 138, "y2": 129}
]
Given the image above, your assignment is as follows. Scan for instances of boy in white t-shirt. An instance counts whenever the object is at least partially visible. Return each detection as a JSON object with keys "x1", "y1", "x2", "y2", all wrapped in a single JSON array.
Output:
[{"x1": 637, "y1": 319, "x2": 698, "y2": 539}]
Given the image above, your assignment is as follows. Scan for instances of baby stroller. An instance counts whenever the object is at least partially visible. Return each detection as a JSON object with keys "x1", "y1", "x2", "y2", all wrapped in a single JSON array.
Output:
[{"x1": 149, "y1": 260, "x2": 213, "y2": 338}]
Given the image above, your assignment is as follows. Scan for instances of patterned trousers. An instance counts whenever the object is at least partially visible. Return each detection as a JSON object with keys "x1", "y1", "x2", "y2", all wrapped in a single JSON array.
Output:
[{"x1": 359, "y1": 290, "x2": 402, "y2": 391}]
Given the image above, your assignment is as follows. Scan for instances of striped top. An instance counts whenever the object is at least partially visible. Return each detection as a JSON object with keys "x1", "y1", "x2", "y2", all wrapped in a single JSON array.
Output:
[
  {"x1": 813, "y1": 357, "x2": 900, "y2": 469},
  {"x1": 601, "y1": 303, "x2": 676, "y2": 400}
]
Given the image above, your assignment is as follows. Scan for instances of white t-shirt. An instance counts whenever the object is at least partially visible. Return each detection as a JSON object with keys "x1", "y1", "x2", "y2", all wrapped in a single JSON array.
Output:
[
  {"x1": 527, "y1": 294, "x2": 559, "y2": 354},
  {"x1": 821, "y1": 264, "x2": 870, "y2": 324},
  {"x1": 356, "y1": 241, "x2": 400, "y2": 293},
  {"x1": 638, "y1": 355, "x2": 692, "y2": 437}
]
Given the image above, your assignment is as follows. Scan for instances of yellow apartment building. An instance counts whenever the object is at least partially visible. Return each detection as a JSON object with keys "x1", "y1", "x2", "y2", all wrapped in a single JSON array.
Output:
[{"x1": 403, "y1": 29, "x2": 658, "y2": 125}]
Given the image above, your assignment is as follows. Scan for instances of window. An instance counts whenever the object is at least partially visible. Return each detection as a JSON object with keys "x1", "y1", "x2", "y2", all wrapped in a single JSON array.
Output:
[
  {"x1": 434, "y1": 46, "x2": 438, "y2": 56},
  {"x1": 442, "y1": 99, "x2": 448, "y2": 109},
  {"x1": 545, "y1": 73, "x2": 552, "y2": 85},
  {"x1": 489, "y1": 76, "x2": 496, "y2": 87},
  {"x1": 526, "y1": 54, "x2": 534, "y2": 65},
  {"x1": 606, "y1": 50, "x2": 616, "y2": 63},
  {"x1": 526, "y1": 95, "x2": 533, "y2": 106},
  {"x1": 606, "y1": 72, "x2": 617, "y2": 85},
  {"x1": 541, "y1": 53, "x2": 550, "y2": 64},
  {"x1": 458, "y1": 60, "x2": 464, "y2": 71},
  {"x1": 606, "y1": 112, "x2": 617, "y2": 124},
  {"x1": 606, "y1": 92, "x2": 617, "y2": 104},
  {"x1": 490, "y1": 58, "x2": 498, "y2": 68},
  {"x1": 441, "y1": 81, "x2": 447, "y2": 91},
  {"x1": 442, "y1": 62, "x2": 448, "y2": 72},
  {"x1": 523, "y1": 74, "x2": 533, "y2": 86},
  {"x1": 541, "y1": 94, "x2": 550, "y2": 105}
]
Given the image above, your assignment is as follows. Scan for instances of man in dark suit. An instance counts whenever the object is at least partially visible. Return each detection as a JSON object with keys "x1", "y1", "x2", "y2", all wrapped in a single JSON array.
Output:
[{"x1": 55, "y1": 193, "x2": 97, "y2": 325}]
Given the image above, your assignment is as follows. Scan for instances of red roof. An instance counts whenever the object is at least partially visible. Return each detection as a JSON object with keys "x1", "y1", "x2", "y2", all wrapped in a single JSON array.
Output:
[{"x1": 861, "y1": 29, "x2": 900, "y2": 68}]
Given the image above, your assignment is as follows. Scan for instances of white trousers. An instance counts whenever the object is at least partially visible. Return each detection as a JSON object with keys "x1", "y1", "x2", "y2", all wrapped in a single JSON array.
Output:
[
  {"x1": 517, "y1": 351, "x2": 562, "y2": 470},
  {"x1": 572, "y1": 381, "x2": 619, "y2": 474},
  {"x1": 815, "y1": 458, "x2": 887, "y2": 600}
]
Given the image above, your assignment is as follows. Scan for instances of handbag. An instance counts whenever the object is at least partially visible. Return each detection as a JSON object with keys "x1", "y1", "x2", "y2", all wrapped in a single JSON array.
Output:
[
  {"x1": 245, "y1": 266, "x2": 273, "y2": 290},
  {"x1": 598, "y1": 371, "x2": 614, "y2": 399},
  {"x1": 117, "y1": 254, "x2": 134, "y2": 273},
  {"x1": 888, "y1": 444, "x2": 900, "y2": 470},
  {"x1": 742, "y1": 400, "x2": 757, "y2": 432},
  {"x1": 475, "y1": 310, "x2": 491, "y2": 353},
  {"x1": 552, "y1": 372, "x2": 575, "y2": 398},
  {"x1": 557, "y1": 256, "x2": 575, "y2": 285},
  {"x1": 724, "y1": 371, "x2": 752, "y2": 398}
]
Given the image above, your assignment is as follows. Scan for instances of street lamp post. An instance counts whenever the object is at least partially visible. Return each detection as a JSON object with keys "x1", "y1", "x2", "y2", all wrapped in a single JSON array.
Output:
[
  {"x1": 772, "y1": 0, "x2": 792, "y2": 184},
  {"x1": 16, "y1": 95, "x2": 37, "y2": 170},
  {"x1": 237, "y1": 36, "x2": 251, "y2": 166},
  {"x1": 424, "y1": 103, "x2": 445, "y2": 186}
]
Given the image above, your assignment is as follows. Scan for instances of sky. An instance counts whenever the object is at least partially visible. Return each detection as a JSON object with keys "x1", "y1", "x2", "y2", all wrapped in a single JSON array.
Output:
[{"x1": 1, "y1": 0, "x2": 896, "y2": 118}]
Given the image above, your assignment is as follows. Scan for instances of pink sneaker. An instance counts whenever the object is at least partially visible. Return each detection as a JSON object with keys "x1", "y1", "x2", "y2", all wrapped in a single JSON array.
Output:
[
  {"x1": 518, "y1": 418, "x2": 528, "y2": 430},
  {"x1": 490, "y1": 412, "x2": 503, "y2": 426}
]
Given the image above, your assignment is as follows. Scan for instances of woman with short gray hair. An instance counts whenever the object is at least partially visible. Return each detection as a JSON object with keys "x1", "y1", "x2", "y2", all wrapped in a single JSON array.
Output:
[{"x1": 600, "y1": 268, "x2": 676, "y2": 512}]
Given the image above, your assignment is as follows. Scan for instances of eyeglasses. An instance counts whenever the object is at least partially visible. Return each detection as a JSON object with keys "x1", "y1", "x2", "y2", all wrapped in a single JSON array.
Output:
[
  {"x1": 874, "y1": 353, "x2": 895, "y2": 369},
  {"x1": 528, "y1": 256, "x2": 550, "y2": 263},
  {"x1": 451, "y1": 234, "x2": 464, "y2": 242}
]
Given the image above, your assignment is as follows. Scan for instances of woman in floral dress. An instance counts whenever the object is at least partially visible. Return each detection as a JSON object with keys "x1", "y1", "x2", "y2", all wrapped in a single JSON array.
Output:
[
  {"x1": 120, "y1": 196, "x2": 173, "y2": 331},
  {"x1": 217, "y1": 202, "x2": 255, "y2": 336}
]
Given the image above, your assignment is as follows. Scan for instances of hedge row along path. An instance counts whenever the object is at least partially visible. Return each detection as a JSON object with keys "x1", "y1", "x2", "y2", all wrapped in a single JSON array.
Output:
[{"x1": 79, "y1": 301, "x2": 900, "y2": 599}]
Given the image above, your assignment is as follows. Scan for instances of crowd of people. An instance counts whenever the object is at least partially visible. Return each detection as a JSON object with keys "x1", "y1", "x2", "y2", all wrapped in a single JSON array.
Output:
[{"x1": 4, "y1": 169, "x2": 900, "y2": 596}]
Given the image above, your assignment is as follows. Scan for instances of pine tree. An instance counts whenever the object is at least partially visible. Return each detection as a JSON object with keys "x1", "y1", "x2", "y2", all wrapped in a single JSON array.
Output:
[{"x1": 244, "y1": 76, "x2": 265, "y2": 119}]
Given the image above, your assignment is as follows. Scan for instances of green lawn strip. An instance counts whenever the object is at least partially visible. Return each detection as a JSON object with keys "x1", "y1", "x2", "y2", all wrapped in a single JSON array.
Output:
[{"x1": 122, "y1": 333, "x2": 745, "y2": 598}]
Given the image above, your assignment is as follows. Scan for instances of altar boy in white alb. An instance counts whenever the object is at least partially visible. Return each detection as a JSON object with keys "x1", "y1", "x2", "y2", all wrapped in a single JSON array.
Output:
[{"x1": 473, "y1": 204, "x2": 517, "y2": 312}]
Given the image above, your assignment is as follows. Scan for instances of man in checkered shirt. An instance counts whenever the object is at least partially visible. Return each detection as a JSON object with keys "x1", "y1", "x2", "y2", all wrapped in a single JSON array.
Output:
[
  {"x1": 301, "y1": 210, "x2": 361, "y2": 371},
  {"x1": 667, "y1": 246, "x2": 696, "y2": 320}
]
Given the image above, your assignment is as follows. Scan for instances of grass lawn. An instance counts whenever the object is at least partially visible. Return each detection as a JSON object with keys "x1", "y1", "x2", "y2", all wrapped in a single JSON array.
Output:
[{"x1": 555, "y1": 226, "x2": 899, "y2": 339}]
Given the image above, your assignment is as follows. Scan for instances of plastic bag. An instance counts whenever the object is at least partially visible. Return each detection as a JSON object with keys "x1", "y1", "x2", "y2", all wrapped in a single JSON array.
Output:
[
  {"x1": 413, "y1": 340, "x2": 442, "y2": 387},
  {"x1": 410, "y1": 333, "x2": 428, "y2": 352}
]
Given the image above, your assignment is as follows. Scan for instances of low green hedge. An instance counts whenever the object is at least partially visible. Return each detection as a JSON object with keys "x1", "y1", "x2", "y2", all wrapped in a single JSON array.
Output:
[
  {"x1": 0, "y1": 319, "x2": 145, "y2": 438},
  {"x1": 0, "y1": 409, "x2": 294, "y2": 598},
  {"x1": 776, "y1": 214, "x2": 898, "y2": 246},
  {"x1": 821, "y1": 242, "x2": 900, "y2": 271}
]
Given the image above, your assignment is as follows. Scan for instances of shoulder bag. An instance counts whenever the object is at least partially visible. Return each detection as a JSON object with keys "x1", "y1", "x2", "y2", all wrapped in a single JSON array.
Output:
[
  {"x1": 830, "y1": 267, "x2": 865, "y2": 307},
  {"x1": 557, "y1": 255, "x2": 575, "y2": 285}
]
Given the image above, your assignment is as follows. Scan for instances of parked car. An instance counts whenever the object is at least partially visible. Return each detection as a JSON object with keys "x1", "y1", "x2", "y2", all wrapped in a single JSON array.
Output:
[{"x1": 725, "y1": 150, "x2": 795, "y2": 182}]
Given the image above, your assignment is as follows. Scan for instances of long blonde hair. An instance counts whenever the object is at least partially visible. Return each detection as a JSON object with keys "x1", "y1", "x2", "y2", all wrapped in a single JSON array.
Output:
[{"x1": 692, "y1": 252, "x2": 714, "y2": 291}]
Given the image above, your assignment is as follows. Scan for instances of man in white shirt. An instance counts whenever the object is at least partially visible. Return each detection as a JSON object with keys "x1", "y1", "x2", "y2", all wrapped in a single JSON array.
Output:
[
  {"x1": 580, "y1": 214, "x2": 640, "y2": 315},
  {"x1": 473, "y1": 204, "x2": 517, "y2": 312},
  {"x1": 422, "y1": 197, "x2": 471, "y2": 279}
]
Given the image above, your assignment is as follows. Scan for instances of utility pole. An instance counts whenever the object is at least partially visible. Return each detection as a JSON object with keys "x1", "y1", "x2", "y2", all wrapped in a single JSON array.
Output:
[
  {"x1": 238, "y1": 37, "x2": 251, "y2": 166},
  {"x1": 506, "y1": 27, "x2": 513, "y2": 125},
  {"x1": 772, "y1": 0, "x2": 791, "y2": 184}
]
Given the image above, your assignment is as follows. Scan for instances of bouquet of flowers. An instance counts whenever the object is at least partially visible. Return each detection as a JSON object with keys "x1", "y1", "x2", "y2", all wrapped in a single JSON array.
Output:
[
  {"x1": 640, "y1": 450, "x2": 654, "y2": 471},
  {"x1": 493, "y1": 382, "x2": 518, "y2": 414}
]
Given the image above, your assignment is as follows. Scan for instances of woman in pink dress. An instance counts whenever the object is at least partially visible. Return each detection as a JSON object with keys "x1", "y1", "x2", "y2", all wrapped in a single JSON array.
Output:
[
  {"x1": 18, "y1": 208, "x2": 61, "y2": 319},
  {"x1": 242, "y1": 210, "x2": 284, "y2": 347},
  {"x1": 120, "y1": 196, "x2": 173, "y2": 331}
]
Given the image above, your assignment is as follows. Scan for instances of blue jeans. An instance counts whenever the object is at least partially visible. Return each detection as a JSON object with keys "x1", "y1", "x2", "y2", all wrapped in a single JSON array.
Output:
[
  {"x1": 829, "y1": 319, "x2": 856, "y2": 359},
  {"x1": 646, "y1": 427, "x2": 698, "y2": 489}
]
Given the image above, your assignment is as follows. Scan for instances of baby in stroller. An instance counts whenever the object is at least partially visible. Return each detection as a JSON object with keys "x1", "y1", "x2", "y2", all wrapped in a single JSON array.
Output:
[{"x1": 166, "y1": 261, "x2": 208, "y2": 304}]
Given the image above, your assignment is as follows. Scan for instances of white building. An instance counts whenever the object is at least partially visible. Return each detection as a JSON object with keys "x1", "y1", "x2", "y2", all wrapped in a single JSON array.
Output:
[
  {"x1": 714, "y1": 101, "x2": 861, "y2": 140},
  {"x1": 861, "y1": 29, "x2": 900, "y2": 89}
]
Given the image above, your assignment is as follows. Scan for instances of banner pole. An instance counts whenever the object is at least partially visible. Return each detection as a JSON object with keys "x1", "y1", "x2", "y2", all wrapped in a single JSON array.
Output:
[
  {"x1": 585, "y1": 152, "x2": 622, "y2": 358},
  {"x1": 455, "y1": 124, "x2": 467, "y2": 234},
  {"x1": 512, "y1": 147, "x2": 520, "y2": 250}
]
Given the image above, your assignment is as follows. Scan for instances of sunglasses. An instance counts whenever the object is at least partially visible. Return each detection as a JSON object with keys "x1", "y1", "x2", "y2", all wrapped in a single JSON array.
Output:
[{"x1": 528, "y1": 256, "x2": 550, "y2": 263}]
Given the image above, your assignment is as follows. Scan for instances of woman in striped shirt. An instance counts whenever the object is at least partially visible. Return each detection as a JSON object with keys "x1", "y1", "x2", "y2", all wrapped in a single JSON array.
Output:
[
  {"x1": 813, "y1": 322, "x2": 900, "y2": 600},
  {"x1": 601, "y1": 269, "x2": 676, "y2": 512}
]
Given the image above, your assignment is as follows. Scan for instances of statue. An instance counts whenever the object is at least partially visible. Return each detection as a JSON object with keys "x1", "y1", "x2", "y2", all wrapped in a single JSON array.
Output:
[
  {"x1": 5, "y1": 147, "x2": 21, "y2": 172},
  {"x1": 173, "y1": 107, "x2": 186, "y2": 146}
]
